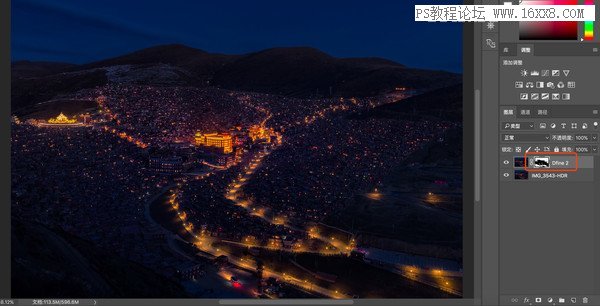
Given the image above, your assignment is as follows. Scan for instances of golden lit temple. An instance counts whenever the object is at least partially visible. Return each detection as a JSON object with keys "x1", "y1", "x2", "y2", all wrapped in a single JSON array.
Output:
[
  {"x1": 38, "y1": 112, "x2": 83, "y2": 127},
  {"x1": 49, "y1": 113, "x2": 77, "y2": 124},
  {"x1": 195, "y1": 132, "x2": 233, "y2": 154},
  {"x1": 248, "y1": 125, "x2": 274, "y2": 143}
]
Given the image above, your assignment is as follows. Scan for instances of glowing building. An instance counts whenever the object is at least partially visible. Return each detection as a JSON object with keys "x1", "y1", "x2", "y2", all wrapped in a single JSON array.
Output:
[
  {"x1": 80, "y1": 113, "x2": 92, "y2": 124},
  {"x1": 248, "y1": 125, "x2": 274, "y2": 143},
  {"x1": 194, "y1": 132, "x2": 233, "y2": 154},
  {"x1": 38, "y1": 113, "x2": 83, "y2": 127},
  {"x1": 49, "y1": 113, "x2": 77, "y2": 124}
]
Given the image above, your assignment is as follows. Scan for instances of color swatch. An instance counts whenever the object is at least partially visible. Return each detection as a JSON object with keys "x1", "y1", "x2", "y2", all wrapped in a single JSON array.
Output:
[
  {"x1": 584, "y1": 0, "x2": 594, "y2": 41},
  {"x1": 519, "y1": 0, "x2": 579, "y2": 41}
]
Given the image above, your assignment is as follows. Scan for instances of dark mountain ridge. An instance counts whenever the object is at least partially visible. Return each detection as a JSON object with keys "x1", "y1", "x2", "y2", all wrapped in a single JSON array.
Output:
[
  {"x1": 84, "y1": 44, "x2": 237, "y2": 81},
  {"x1": 12, "y1": 44, "x2": 461, "y2": 111}
]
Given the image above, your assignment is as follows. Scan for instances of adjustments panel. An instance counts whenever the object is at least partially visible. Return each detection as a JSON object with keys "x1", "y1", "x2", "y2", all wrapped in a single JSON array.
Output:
[{"x1": 493, "y1": 4, "x2": 600, "y2": 305}]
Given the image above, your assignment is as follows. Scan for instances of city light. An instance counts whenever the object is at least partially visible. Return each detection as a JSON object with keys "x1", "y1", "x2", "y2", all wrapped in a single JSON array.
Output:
[{"x1": 13, "y1": 72, "x2": 462, "y2": 299}]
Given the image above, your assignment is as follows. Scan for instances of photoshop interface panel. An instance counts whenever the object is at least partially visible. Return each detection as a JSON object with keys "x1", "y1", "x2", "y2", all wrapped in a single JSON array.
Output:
[{"x1": 1, "y1": 0, "x2": 599, "y2": 305}]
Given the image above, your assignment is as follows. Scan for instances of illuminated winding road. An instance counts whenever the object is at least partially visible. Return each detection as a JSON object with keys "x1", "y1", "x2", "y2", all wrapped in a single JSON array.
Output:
[{"x1": 135, "y1": 98, "x2": 461, "y2": 298}]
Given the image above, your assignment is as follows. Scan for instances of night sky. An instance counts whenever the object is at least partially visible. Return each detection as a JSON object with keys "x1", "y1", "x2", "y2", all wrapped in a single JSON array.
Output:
[{"x1": 11, "y1": 0, "x2": 462, "y2": 72}]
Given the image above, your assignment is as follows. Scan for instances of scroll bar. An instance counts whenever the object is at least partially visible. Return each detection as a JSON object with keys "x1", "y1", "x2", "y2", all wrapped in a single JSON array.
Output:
[
  {"x1": 220, "y1": 300, "x2": 354, "y2": 305},
  {"x1": 474, "y1": 89, "x2": 481, "y2": 203}
]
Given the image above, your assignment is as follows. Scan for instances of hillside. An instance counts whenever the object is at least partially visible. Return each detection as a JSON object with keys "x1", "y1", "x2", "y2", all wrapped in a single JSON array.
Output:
[
  {"x1": 12, "y1": 44, "x2": 461, "y2": 112},
  {"x1": 354, "y1": 84, "x2": 463, "y2": 121},
  {"x1": 85, "y1": 44, "x2": 237, "y2": 82},
  {"x1": 11, "y1": 61, "x2": 78, "y2": 78},
  {"x1": 212, "y1": 47, "x2": 460, "y2": 97},
  {"x1": 11, "y1": 69, "x2": 108, "y2": 114},
  {"x1": 11, "y1": 218, "x2": 189, "y2": 298}
]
